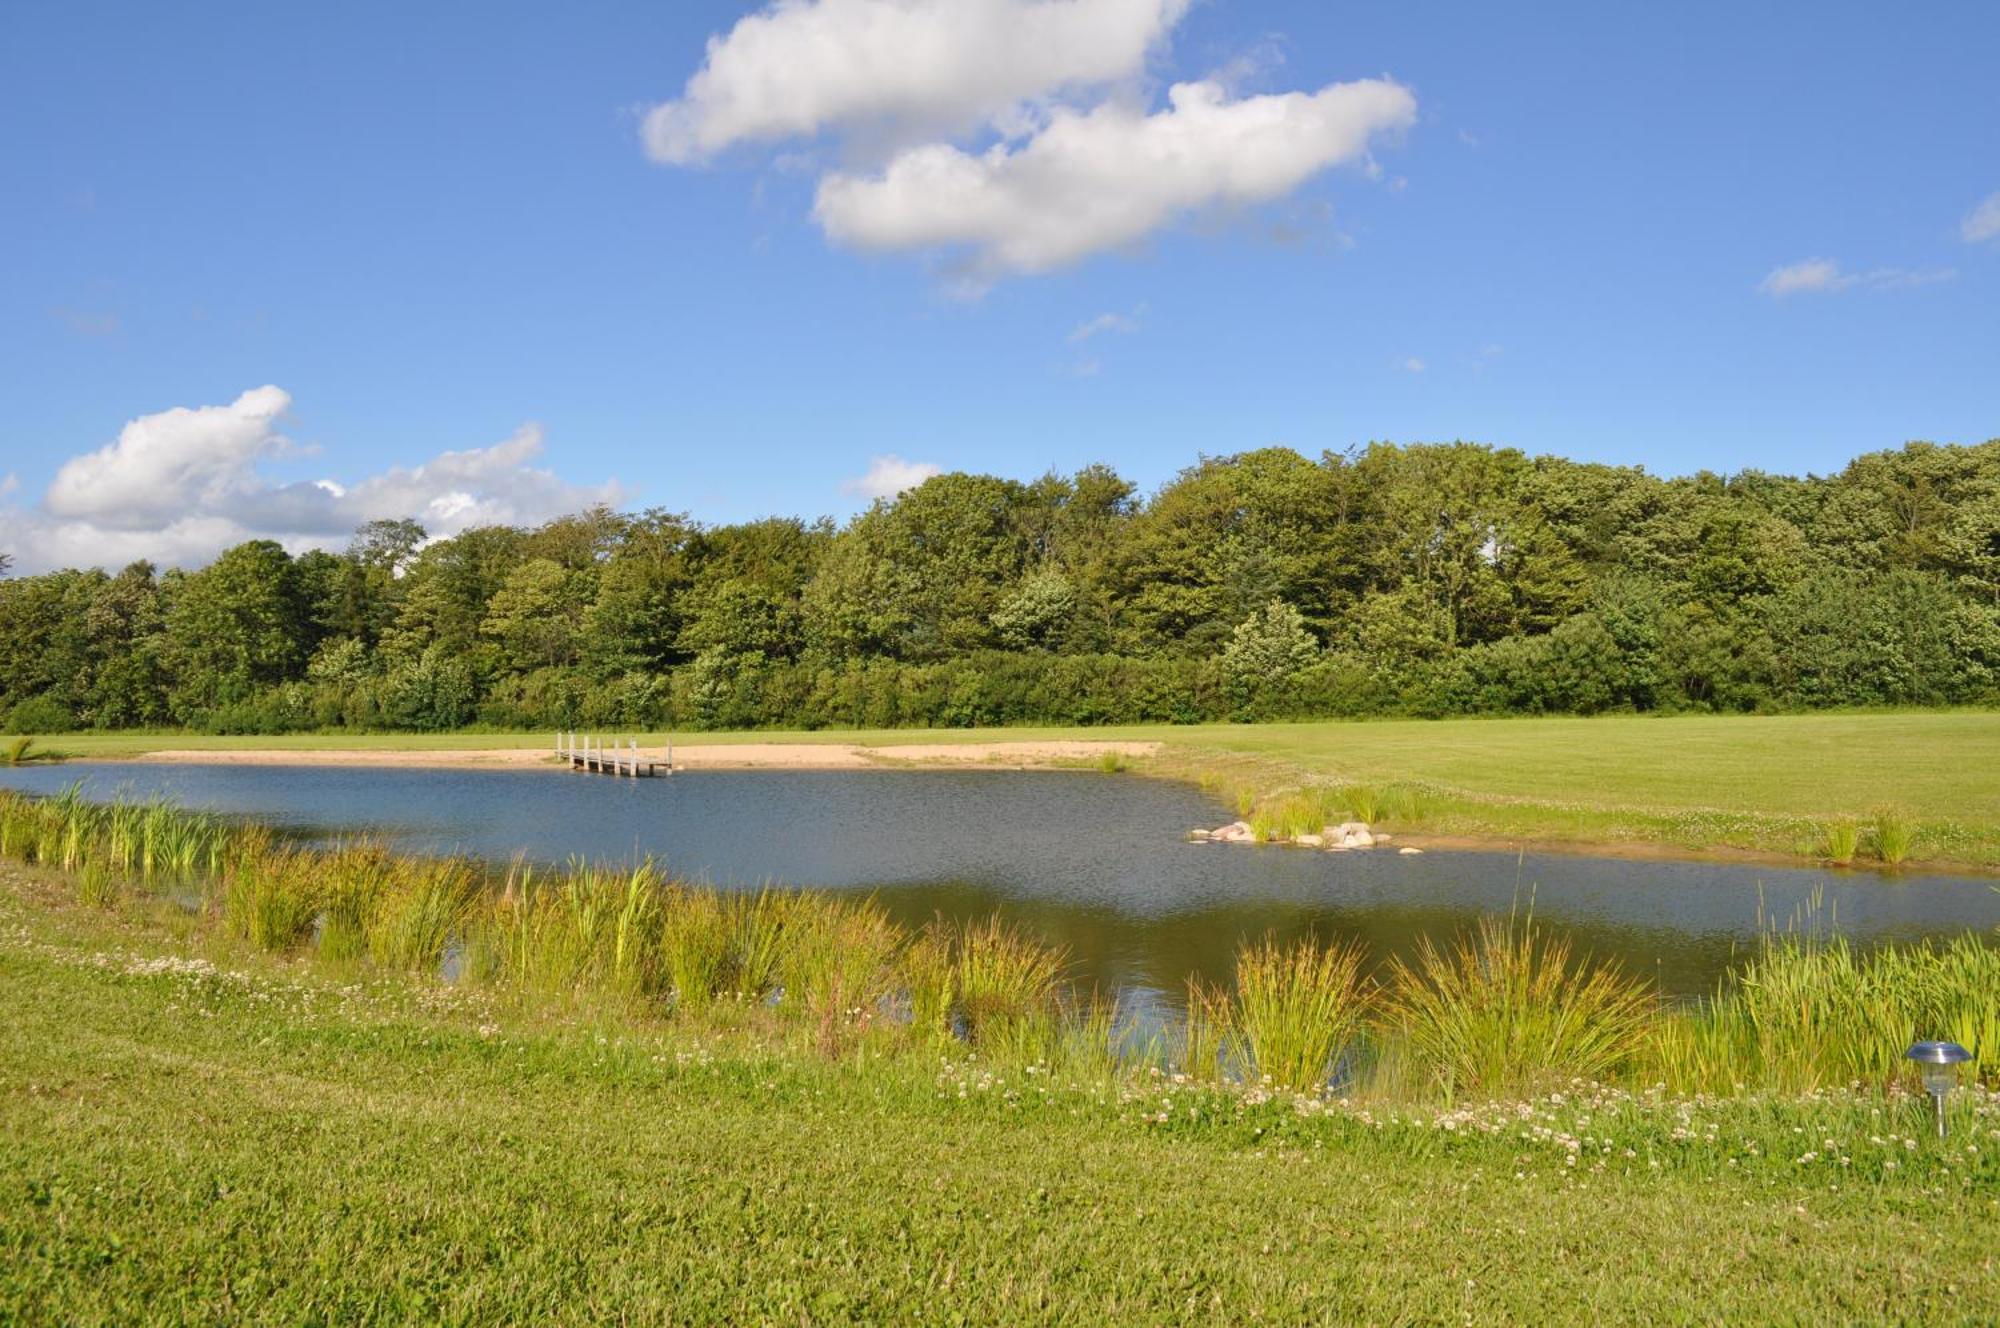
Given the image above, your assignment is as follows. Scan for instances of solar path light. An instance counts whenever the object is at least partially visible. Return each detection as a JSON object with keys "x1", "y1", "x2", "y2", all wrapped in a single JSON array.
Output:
[{"x1": 1904, "y1": 1040, "x2": 1973, "y2": 1138}]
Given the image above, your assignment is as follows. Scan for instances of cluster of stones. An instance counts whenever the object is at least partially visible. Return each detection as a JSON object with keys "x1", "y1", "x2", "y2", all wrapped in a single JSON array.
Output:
[{"x1": 1188, "y1": 820, "x2": 1423, "y2": 854}]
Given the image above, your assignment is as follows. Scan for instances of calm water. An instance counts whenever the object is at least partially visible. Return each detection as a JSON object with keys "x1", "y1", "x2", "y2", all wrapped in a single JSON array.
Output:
[{"x1": 5, "y1": 762, "x2": 1996, "y2": 1004}]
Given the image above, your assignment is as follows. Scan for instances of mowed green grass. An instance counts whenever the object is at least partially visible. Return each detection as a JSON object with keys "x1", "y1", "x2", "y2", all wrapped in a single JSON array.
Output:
[{"x1": 3, "y1": 876, "x2": 1997, "y2": 1326}]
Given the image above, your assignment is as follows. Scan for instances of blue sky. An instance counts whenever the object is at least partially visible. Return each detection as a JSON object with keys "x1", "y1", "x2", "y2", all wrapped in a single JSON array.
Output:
[{"x1": 2, "y1": 0, "x2": 1996, "y2": 570}]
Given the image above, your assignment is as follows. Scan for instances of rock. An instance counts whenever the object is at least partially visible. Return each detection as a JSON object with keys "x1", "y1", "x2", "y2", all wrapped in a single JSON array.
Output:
[
  {"x1": 1346, "y1": 830, "x2": 1375, "y2": 849},
  {"x1": 1294, "y1": 833, "x2": 1323, "y2": 848},
  {"x1": 1210, "y1": 820, "x2": 1256, "y2": 844},
  {"x1": 1374, "y1": 833, "x2": 1393, "y2": 844},
  {"x1": 1398, "y1": 846, "x2": 1423, "y2": 856},
  {"x1": 1325, "y1": 843, "x2": 1350, "y2": 852}
]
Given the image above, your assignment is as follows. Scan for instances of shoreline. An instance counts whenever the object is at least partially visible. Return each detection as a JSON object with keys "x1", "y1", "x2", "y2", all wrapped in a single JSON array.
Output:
[
  {"x1": 38, "y1": 739, "x2": 1992, "y2": 877},
  {"x1": 98, "y1": 739, "x2": 1163, "y2": 773}
]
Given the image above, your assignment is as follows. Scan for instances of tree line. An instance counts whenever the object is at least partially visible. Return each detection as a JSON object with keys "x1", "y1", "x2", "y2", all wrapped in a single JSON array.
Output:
[{"x1": 4, "y1": 438, "x2": 1999, "y2": 734}]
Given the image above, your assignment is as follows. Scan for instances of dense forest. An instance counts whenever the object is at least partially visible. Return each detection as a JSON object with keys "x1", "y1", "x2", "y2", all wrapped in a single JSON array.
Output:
[{"x1": 4, "y1": 439, "x2": 1999, "y2": 734}]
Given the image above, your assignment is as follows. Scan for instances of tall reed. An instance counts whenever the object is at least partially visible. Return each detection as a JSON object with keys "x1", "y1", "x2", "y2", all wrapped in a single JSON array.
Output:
[
  {"x1": 1819, "y1": 819, "x2": 1860, "y2": 866},
  {"x1": 786, "y1": 895, "x2": 900, "y2": 1054},
  {"x1": 1384, "y1": 914, "x2": 1655, "y2": 1100},
  {"x1": 948, "y1": 915, "x2": 1068, "y2": 1049},
  {"x1": 366, "y1": 858, "x2": 477, "y2": 973},
  {"x1": 1232, "y1": 934, "x2": 1371, "y2": 1092},
  {"x1": 222, "y1": 849, "x2": 321, "y2": 952},
  {"x1": 1871, "y1": 808, "x2": 1915, "y2": 866}
]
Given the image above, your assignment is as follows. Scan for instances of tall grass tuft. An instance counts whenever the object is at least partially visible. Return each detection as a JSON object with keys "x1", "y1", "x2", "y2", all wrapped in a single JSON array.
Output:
[
  {"x1": 76, "y1": 861, "x2": 119, "y2": 909},
  {"x1": 1384, "y1": 913, "x2": 1655, "y2": 1100},
  {"x1": 1176, "y1": 976, "x2": 1232, "y2": 1081},
  {"x1": 3, "y1": 736, "x2": 34, "y2": 766},
  {"x1": 366, "y1": 858, "x2": 477, "y2": 973},
  {"x1": 318, "y1": 841, "x2": 392, "y2": 965},
  {"x1": 897, "y1": 928, "x2": 955, "y2": 1044},
  {"x1": 1871, "y1": 807, "x2": 1915, "y2": 866},
  {"x1": 1819, "y1": 818, "x2": 1860, "y2": 866},
  {"x1": 1232, "y1": 934, "x2": 1372, "y2": 1092},
  {"x1": 660, "y1": 887, "x2": 734, "y2": 1014},
  {"x1": 728, "y1": 888, "x2": 792, "y2": 1000},
  {"x1": 222, "y1": 849, "x2": 321, "y2": 952},
  {"x1": 786, "y1": 895, "x2": 900, "y2": 1054},
  {"x1": 1338, "y1": 784, "x2": 1382, "y2": 824},
  {"x1": 949, "y1": 915, "x2": 1068, "y2": 1049}
]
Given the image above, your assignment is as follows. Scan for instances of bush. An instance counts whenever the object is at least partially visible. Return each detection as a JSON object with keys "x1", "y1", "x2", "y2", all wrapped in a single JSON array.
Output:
[{"x1": 3, "y1": 696, "x2": 75, "y2": 735}]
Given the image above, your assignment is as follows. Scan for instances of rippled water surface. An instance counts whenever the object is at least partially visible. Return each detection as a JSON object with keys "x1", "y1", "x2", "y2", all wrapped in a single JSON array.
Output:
[{"x1": 5, "y1": 762, "x2": 1995, "y2": 1003}]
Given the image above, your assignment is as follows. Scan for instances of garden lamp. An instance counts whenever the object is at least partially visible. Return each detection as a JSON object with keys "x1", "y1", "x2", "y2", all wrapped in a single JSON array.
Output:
[{"x1": 1904, "y1": 1040, "x2": 1973, "y2": 1138}]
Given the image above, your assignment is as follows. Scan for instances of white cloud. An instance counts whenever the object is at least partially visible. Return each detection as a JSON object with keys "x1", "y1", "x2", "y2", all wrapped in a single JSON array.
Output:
[
  {"x1": 1759, "y1": 258, "x2": 1852, "y2": 297},
  {"x1": 1964, "y1": 191, "x2": 2000, "y2": 245},
  {"x1": 814, "y1": 77, "x2": 1416, "y2": 282},
  {"x1": 2, "y1": 387, "x2": 624, "y2": 572},
  {"x1": 1758, "y1": 258, "x2": 1956, "y2": 298},
  {"x1": 1397, "y1": 356, "x2": 1425, "y2": 373},
  {"x1": 1068, "y1": 307, "x2": 1144, "y2": 343},
  {"x1": 842, "y1": 454, "x2": 942, "y2": 501},
  {"x1": 643, "y1": 0, "x2": 1190, "y2": 164}
]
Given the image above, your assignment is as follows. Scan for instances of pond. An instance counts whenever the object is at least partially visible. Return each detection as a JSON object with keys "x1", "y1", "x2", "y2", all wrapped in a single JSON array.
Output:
[{"x1": 5, "y1": 762, "x2": 1996, "y2": 1008}]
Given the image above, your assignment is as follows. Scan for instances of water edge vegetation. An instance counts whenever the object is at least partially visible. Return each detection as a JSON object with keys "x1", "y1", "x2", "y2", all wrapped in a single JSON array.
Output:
[{"x1": 3, "y1": 786, "x2": 1999, "y2": 1319}]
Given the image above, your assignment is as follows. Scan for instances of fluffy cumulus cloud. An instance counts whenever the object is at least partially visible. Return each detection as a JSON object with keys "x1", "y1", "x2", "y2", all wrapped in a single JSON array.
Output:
[
  {"x1": 814, "y1": 78, "x2": 1415, "y2": 281},
  {"x1": 1964, "y1": 191, "x2": 2000, "y2": 245},
  {"x1": 842, "y1": 453, "x2": 942, "y2": 501},
  {"x1": 643, "y1": 0, "x2": 1189, "y2": 163},
  {"x1": 2, "y1": 387, "x2": 623, "y2": 572},
  {"x1": 644, "y1": 0, "x2": 1416, "y2": 285}
]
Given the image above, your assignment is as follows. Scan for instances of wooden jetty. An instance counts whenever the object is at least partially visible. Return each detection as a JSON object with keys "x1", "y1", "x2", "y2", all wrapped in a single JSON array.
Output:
[{"x1": 556, "y1": 732, "x2": 672, "y2": 778}]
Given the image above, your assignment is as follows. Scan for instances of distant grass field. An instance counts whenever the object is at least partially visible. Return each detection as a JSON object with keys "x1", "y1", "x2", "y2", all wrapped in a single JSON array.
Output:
[
  {"x1": 3, "y1": 864, "x2": 1996, "y2": 1324},
  {"x1": 37, "y1": 711, "x2": 2000, "y2": 867}
]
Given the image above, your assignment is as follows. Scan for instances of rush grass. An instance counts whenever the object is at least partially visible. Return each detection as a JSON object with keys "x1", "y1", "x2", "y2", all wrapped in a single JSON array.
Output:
[{"x1": 3, "y1": 787, "x2": 1996, "y2": 1107}]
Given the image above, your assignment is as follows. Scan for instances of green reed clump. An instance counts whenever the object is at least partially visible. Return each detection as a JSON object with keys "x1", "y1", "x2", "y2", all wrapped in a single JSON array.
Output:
[
  {"x1": 786, "y1": 895, "x2": 900, "y2": 1054},
  {"x1": 1338, "y1": 784, "x2": 1382, "y2": 825},
  {"x1": 313, "y1": 841, "x2": 393, "y2": 965},
  {"x1": 1176, "y1": 976, "x2": 1231, "y2": 1082},
  {"x1": 661, "y1": 887, "x2": 734, "y2": 1014},
  {"x1": 1384, "y1": 913, "x2": 1655, "y2": 1101},
  {"x1": 1871, "y1": 807, "x2": 1915, "y2": 865},
  {"x1": 1819, "y1": 818, "x2": 1860, "y2": 866},
  {"x1": 1233, "y1": 786, "x2": 1257, "y2": 818},
  {"x1": 897, "y1": 928, "x2": 955, "y2": 1044},
  {"x1": 1732, "y1": 932, "x2": 1906, "y2": 1091},
  {"x1": 366, "y1": 858, "x2": 477, "y2": 973},
  {"x1": 222, "y1": 849, "x2": 321, "y2": 952},
  {"x1": 1232, "y1": 934, "x2": 1372, "y2": 1093},
  {"x1": 75, "y1": 861, "x2": 118, "y2": 910},
  {"x1": 3, "y1": 737, "x2": 34, "y2": 766},
  {"x1": 1375, "y1": 783, "x2": 1425, "y2": 824},
  {"x1": 728, "y1": 888, "x2": 793, "y2": 1000},
  {"x1": 1641, "y1": 999, "x2": 1756, "y2": 1096},
  {"x1": 949, "y1": 915, "x2": 1068, "y2": 1049},
  {"x1": 1097, "y1": 751, "x2": 1126, "y2": 774}
]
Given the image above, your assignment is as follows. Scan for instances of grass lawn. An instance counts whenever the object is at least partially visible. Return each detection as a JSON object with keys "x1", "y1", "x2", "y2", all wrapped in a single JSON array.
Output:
[
  {"x1": 34, "y1": 710, "x2": 2000, "y2": 867},
  {"x1": 2, "y1": 867, "x2": 1997, "y2": 1325}
]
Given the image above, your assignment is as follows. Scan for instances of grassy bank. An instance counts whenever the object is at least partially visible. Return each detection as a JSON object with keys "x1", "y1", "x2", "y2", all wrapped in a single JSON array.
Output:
[
  {"x1": 4, "y1": 853, "x2": 2000, "y2": 1322},
  {"x1": 29, "y1": 710, "x2": 2000, "y2": 868}
]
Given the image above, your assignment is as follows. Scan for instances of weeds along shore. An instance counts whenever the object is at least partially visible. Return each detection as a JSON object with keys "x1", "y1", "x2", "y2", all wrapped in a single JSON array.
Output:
[{"x1": 2, "y1": 786, "x2": 1996, "y2": 1108}]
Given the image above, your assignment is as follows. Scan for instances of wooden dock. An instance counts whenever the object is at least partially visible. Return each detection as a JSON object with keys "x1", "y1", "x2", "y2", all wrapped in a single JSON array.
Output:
[{"x1": 556, "y1": 733, "x2": 672, "y2": 778}]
